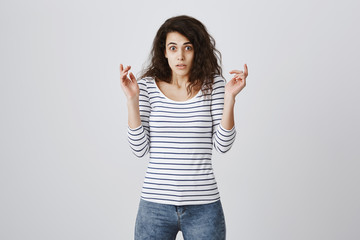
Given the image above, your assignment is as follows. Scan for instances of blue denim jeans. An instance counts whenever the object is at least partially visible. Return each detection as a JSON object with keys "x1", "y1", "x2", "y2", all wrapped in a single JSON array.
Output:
[{"x1": 134, "y1": 199, "x2": 226, "y2": 240}]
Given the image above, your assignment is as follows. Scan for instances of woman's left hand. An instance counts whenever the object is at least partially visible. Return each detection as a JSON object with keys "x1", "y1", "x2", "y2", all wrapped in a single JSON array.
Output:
[{"x1": 226, "y1": 64, "x2": 248, "y2": 98}]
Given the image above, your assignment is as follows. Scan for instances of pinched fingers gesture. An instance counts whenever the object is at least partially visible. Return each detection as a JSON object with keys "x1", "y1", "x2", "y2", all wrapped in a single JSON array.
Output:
[
  {"x1": 226, "y1": 64, "x2": 249, "y2": 98},
  {"x1": 119, "y1": 64, "x2": 139, "y2": 100}
]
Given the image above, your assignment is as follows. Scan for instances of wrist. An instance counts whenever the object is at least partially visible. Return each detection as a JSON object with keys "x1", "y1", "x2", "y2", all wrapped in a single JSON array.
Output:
[
  {"x1": 127, "y1": 96, "x2": 139, "y2": 106},
  {"x1": 224, "y1": 93, "x2": 236, "y2": 105}
]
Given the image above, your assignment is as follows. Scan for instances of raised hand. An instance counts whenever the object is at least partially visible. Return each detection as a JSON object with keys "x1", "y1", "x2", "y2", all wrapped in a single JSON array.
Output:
[
  {"x1": 226, "y1": 64, "x2": 248, "y2": 98},
  {"x1": 120, "y1": 64, "x2": 139, "y2": 101}
]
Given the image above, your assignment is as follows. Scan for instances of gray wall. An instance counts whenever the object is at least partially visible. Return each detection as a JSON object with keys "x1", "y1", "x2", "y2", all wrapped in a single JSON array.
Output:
[{"x1": 1, "y1": 0, "x2": 359, "y2": 239}]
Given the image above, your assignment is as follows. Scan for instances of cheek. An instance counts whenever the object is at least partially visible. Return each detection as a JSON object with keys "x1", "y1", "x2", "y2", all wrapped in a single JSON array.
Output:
[
  {"x1": 188, "y1": 57, "x2": 194, "y2": 66},
  {"x1": 167, "y1": 58, "x2": 175, "y2": 66},
  {"x1": 167, "y1": 59, "x2": 177, "y2": 70},
  {"x1": 188, "y1": 53, "x2": 195, "y2": 61}
]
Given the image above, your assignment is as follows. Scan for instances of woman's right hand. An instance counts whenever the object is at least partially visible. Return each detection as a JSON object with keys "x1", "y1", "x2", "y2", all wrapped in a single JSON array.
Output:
[{"x1": 119, "y1": 64, "x2": 139, "y2": 101}]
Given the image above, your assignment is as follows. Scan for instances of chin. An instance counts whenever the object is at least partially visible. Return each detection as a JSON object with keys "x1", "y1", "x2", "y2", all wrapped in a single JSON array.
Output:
[{"x1": 173, "y1": 70, "x2": 190, "y2": 76}]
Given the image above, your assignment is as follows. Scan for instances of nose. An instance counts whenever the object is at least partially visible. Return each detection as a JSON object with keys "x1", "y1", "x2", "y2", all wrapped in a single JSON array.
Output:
[{"x1": 177, "y1": 49, "x2": 184, "y2": 60}]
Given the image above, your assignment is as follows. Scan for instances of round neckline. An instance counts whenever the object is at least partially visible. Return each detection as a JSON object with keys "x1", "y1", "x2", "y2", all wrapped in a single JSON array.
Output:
[{"x1": 153, "y1": 79, "x2": 202, "y2": 103}]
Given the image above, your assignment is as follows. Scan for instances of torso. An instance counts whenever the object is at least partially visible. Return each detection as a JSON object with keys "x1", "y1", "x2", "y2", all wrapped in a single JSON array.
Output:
[{"x1": 143, "y1": 77, "x2": 218, "y2": 205}]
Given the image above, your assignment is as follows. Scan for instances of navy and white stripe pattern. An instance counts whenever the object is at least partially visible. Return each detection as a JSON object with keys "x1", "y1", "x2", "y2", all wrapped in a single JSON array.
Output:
[{"x1": 127, "y1": 75, "x2": 236, "y2": 205}]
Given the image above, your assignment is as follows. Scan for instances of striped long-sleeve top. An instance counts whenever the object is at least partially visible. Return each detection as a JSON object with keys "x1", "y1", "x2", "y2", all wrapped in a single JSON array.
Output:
[{"x1": 127, "y1": 75, "x2": 236, "y2": 206}]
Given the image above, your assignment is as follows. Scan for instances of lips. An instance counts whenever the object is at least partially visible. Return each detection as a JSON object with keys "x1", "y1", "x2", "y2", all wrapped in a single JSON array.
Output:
[{"x1": 176, "y1": 64, "x2": 187, "y2": 69}]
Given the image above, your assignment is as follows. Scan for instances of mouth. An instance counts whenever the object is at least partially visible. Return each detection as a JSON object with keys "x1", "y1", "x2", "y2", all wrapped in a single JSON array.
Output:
[{"x1": 176, "y1": 64, "x2": 187, "y2": 69}]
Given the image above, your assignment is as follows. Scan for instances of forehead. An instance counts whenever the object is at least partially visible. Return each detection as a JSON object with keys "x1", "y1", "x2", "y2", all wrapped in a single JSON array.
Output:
[{"x1": 166, "y1": 32, "x2": 191, "y2": 44}]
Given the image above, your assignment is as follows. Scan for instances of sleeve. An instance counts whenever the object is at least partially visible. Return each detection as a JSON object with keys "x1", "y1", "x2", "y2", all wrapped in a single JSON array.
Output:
[
  {"x1": 211, "y1": 76, "x2": 237, "y2": 153},
  {"x1": 127, "y1": 78, "x2": 150, "y2": 158}
]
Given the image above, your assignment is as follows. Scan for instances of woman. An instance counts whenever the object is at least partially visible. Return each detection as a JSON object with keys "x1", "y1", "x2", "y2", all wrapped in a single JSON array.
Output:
[{"x1": 120, "y1": 15, "x2": 248, "y2": 240}]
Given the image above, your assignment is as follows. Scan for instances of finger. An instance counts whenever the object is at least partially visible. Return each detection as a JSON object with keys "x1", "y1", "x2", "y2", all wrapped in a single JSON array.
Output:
[
  {"x1": 129, "y1": 72, "x2": 137, "y2": 82},
  {"x1": 232, "y1": 73, "x2": 243, "y2": 79},
  {"x1": 120, "y1": 68, "x2": 126, "y2": 77},
  {"x1": 120, "y1": 75, "x2": 127, "y2": 83},
  {"x1": 123, "y1": 65, "x2": 131, "y2": 73},
  {"x1": 244, "y1": 64, "x2": 248, "y2": 76},
  {"x1": 120, "y1": 64, "x2": 131, "y2": 73},
  {"x1": 237, "y1": 73, "x2": 245, "y2": 79},
  {"x1": 231, "y1": 77, "x2": 240, "y2": 83},
  {"x1": 122, "y1": 66, "x2": 132, "y2": 76},
  {"x1": 120, "y1": 71, "x2": 129, "y2": 81},
  {"x1": 240, "y1": 73, "x2": 247, "y2": 84},
  {"x1": 229, "y1": 70, "x2": 243, "y2": 74}
]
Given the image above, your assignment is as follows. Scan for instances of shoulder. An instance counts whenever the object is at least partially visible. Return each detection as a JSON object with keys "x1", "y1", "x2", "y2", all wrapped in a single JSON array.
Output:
[
  {"x1": 212, "y1": 75, "x2": 226, "y2": 94},
  {"x1": 213, "y1": 75, "x2": 226, "y2": 85},
  {"x1": 137, "y1": 76, "x2": 156, "y2": 90},
  {"x1": 138, "y1": 76, "x2": 154, "y2": 85}
]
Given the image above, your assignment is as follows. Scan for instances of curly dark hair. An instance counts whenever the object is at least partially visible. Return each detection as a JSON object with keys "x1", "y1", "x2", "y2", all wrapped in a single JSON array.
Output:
[{"x1": 140, "y1": 15, "x2": 223, "y2": 96}]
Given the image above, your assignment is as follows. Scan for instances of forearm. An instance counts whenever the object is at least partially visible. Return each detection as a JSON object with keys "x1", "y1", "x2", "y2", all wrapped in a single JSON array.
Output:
[
  {"x1": 220, "y1": 94, "x2": 236, "y2": 130},
  {"x1": 127, "y1": 97, "x2": 142, "y2": 129}
]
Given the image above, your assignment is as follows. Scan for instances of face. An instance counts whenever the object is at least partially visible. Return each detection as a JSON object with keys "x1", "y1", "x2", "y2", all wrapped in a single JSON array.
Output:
[{"x1": 164, "y1": 31, "x2": 194, "y2": 78}]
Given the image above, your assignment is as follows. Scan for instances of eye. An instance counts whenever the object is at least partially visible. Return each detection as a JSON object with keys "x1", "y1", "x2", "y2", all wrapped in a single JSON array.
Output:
[
  {"x1": 185, "y1": 46, "x2": 193, "y2": 51},
  {"x1": 169, "y1": 46, "x2": 176, "y2": 51}
]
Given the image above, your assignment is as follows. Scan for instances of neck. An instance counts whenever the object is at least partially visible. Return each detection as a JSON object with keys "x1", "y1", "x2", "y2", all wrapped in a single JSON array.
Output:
[{"x1": 170, "y1": 74, "x2": 189, "y2": 88}]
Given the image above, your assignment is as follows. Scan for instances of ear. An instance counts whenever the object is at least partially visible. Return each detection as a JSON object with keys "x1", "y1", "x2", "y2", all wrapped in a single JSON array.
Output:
[{"x1": 164, "y1": 50, "x2": 168, "y2": 59}]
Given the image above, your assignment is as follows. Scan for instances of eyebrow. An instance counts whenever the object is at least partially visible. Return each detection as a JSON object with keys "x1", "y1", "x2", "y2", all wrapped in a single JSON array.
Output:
[{"x1": 167, "y1": 42, "x2": 192, "y2": 46}]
